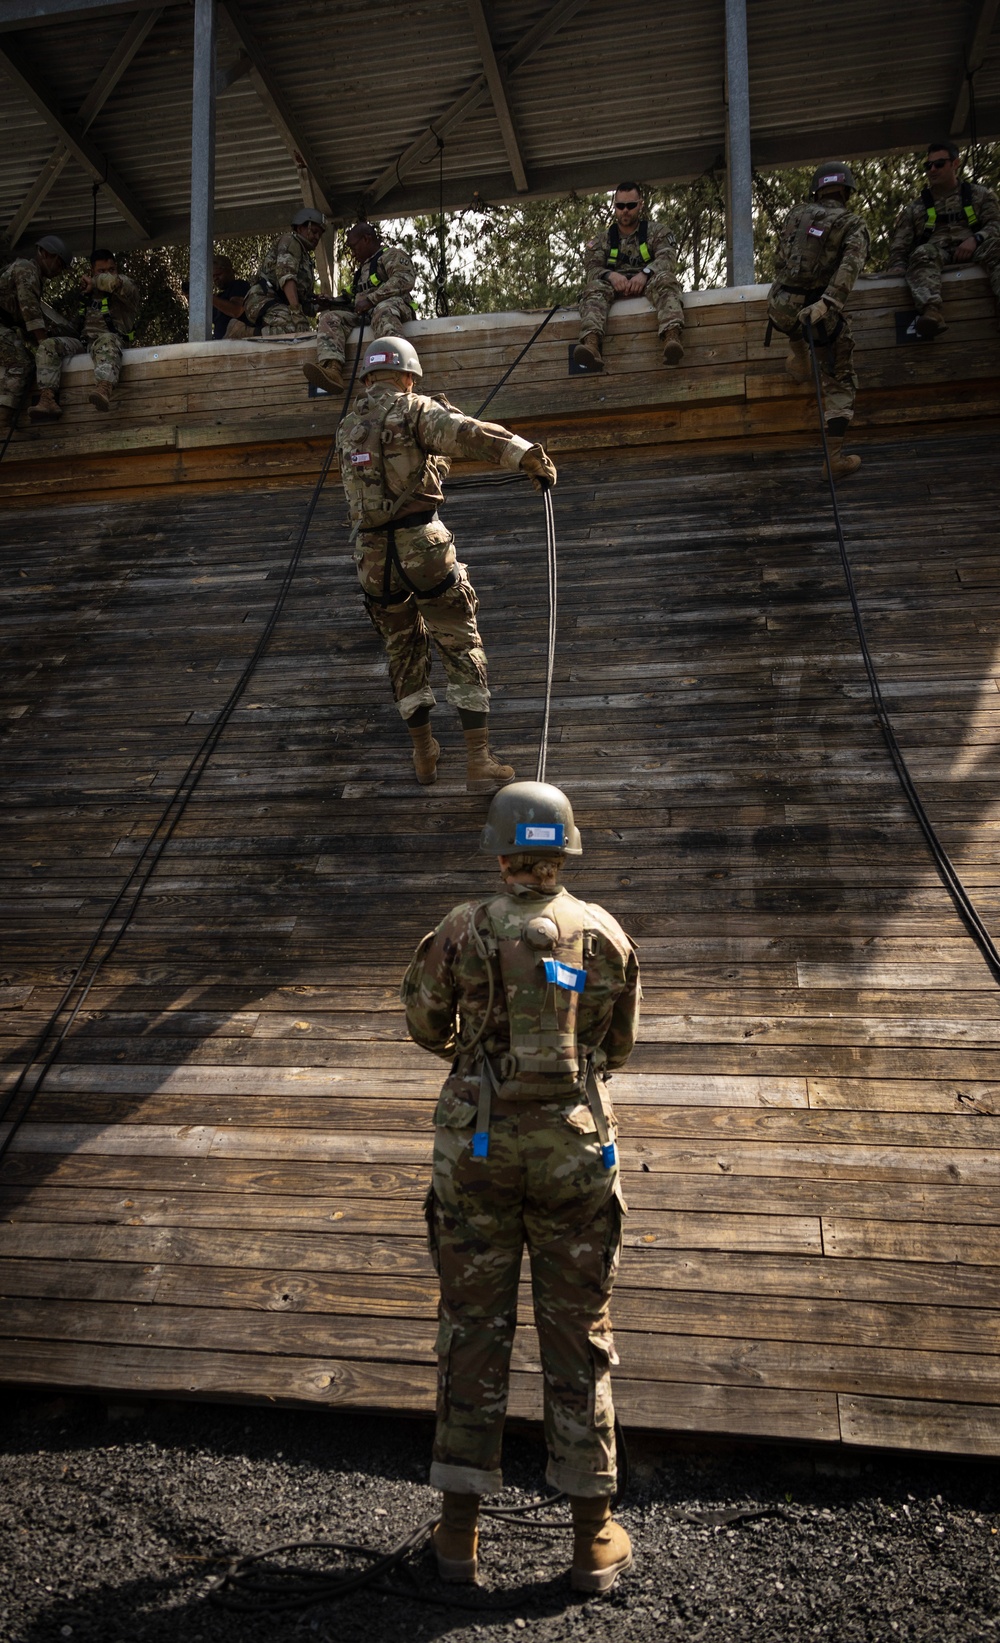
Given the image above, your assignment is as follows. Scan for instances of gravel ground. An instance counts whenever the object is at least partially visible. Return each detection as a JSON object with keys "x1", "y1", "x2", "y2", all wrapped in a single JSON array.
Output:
[{"x1": 1, "y1": 1392, "x2": 997, "y2": 1643}]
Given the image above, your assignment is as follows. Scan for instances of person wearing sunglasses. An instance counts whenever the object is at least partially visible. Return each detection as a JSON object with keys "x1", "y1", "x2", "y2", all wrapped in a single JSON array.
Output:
[
  {"x1": 574, "y1": 181, "x2": 685, "y2": 372},
  {"x1": 766, "y1": 163, "x2": 870, "y2": 479},
  {"x1": 886, "y1": 141, "x2": 1000, "y2": 338}
]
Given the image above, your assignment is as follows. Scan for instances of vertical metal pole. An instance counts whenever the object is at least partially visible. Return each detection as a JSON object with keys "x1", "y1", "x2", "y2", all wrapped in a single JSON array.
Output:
[
  {"x1": 189, "y1": 0, "x2": 216, "y2": 342},
  {"x1": 724, "y1": 0, "x2": 754, "y2": 287}
]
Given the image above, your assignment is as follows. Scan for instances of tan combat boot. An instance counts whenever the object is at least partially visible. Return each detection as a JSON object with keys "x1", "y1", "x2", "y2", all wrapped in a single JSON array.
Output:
[
  {"x1": 408, "y1": 719, "x2": 440, "y2": 785},
  {"x1": 432, "y1": 1491, "x2": 479, "y2": 1584},
  {"x1": 661, "y1": 326, "x2": 684, "y2": 366},
  {"x1": 464, "y1": 727, "x2": 514, "y2": 794},
  {"x1": 569, "y1": 1496, "x2": 633, "y2": 1593},
  {"x1": 915, "y1": 303, "x2": 947, "y2": 339},
  {"x1": 784, "y1": 339, "x2": 811, "y2": 382},
  {"x1": 29, "y1": 388, "x2": 62, "y2": 421},
  {"x1": 822, "y1": 436, "x2": 861, "y2": 480},
  {"x1": 303, "y1": 360, "x2": 346, "y2": 394},
  {"x1": 89, "y1": 385, "x2": 113, "y2": 412},
  {"x1": 573, "y1": 333, "x2": 604, "y2": 372}
]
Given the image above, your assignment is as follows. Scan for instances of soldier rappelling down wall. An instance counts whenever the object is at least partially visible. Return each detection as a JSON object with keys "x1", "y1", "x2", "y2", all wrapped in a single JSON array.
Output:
[
  {"x1": 305, "y1": 221, "x2": 417, "y2": 395},
  {"x1": 887, "y1": 140, "x2": 1000, "y2": 338},
  {"x1": 30, "y1": 248, "x2": 140, "y2": 419},
  {"x1": 336, "y1": 336, "x2": 556, "y2": 793},
  {"x1": 0, "y1": 235, "x2": 70, "y2": 431},
  {"x1": 401, "y1": 782, "x2": 640, "y2": 1594},
  {"x1": 574, "y1": 181, "x2": 685, "y2": 373},
  {"x1": 767, "y1": 163, "x2": 870, "y2": 479},
  {"x1": 242, "y1": 208, "x2": 326, "y2": 335}
]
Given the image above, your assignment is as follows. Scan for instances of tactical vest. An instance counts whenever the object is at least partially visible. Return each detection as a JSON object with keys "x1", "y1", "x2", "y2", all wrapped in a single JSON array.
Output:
[
  {"x1": 916, "y1": 181, "x2": 980, "y2": 246},
  {"x1": 353, "y1": 250, "x2": 387, "y2": 295},
  {"x1": 245, "y1": 236, "x2": 317, "y2": 328},
  {"x1": 606, "y1": 219, "x2": 653, "y2": 270},
  {"x1": 779, "y1": 203, "x2": 853, "y2": 290},
  {"x1": 81, "y1": 293, "x2": 135, "y2": 342},
  {"x1": 474, "y1": 891, "x2": 599, "y2": 1097},
  {"x1": 338, "y1": 393, "x2": 440, "y2": 534}
]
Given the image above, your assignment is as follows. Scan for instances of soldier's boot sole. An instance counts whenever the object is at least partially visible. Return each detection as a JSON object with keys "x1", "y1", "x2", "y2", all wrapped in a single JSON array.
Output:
[
  {"x1": 432, "y1": 1530, "x2": 479, "y2": 1585},
  {"x1": 570, "y1": 1545, "x2": 633, "y2": 1594},
  {"x1": 89, "y1": 389, "x2": 112, "y2": 412},
  {"x1": 433, "y1": 1498, "x2": 479, "y2": 1584},
  {"x1": 29, "y1": 390, "x2": 61, "y2": 421},
  {"x1": 915, "y1": 308, "x2": 947, "y2": 339},
  {"x1": 303, "y1": 361, "x2": 346, "y2": 394},
  {"x1": 661, "y1": 329, "x2": 684, "y2": 367},
  {"x1": 569, "y1": 1512, "x2": 633, "y2": 1594},
  {"x1": 573, "y1": 335, "x2": 604, "y2": 372}
]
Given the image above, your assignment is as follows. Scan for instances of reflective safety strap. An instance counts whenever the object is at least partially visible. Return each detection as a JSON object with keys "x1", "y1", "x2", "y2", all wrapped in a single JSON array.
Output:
[
  {"x1": 638, "y1": 240, "x2": 651, "y2": 263},
  {"x1": 473, "y1": 1055, "x2": 499, "y2": 1159},
  {"x1": 964, "y1": 203, "x2": 978, "y2": 228},
  {"x1": 584, "y1": 1056, "x2": 617, "y2": 1170}
]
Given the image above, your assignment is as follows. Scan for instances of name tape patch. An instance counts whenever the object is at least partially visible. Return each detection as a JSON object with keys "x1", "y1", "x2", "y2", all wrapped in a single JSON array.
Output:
[
  {"x1": 542, "y1": 957, "x2": 587, "y2": 993},
  {"x1": 367, "y1": 352, "x2": 388, "y2": 363},
  {"x1": 817, "y1": 175, "x2": 841, "y2": 188},
  {"x1": 807, "y1": 225, "x2": 825, "y2": 237},
  {"x1": 350, "y1": 452, "x2": 372, "y2": 465},
  {"x1": 514, "y1": 822, "x2": 565, "y2": 847}
]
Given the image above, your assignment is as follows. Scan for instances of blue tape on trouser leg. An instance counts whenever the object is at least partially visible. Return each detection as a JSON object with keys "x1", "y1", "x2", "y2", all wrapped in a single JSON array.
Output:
[
  {"x1": 472, "y1": 1131, "x2": 490, "y2": 1159},
  {"x1": 601, "y1": 1141, "x2": 617, "y2": 1170}
]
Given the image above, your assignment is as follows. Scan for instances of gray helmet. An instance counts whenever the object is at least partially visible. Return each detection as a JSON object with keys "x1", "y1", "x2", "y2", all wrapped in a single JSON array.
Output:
[
  {"x1": 361, "y1": 335, "x2": 423, "y2": 379},
  {"x1": 36, "y1": 234, "x2": 70, "y2": 265},
  {"x1": 291, "y1": 207, "x2": 325, "y2": 228},
  {"x1": 810, "y1": 163, "x2": 856, "y2": 198},
  {"x1": 479, "y1": 781, "x2": 583, "y2": 857}
]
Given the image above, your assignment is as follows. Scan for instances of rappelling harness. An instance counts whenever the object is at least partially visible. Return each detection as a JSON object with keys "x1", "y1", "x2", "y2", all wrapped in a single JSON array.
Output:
[
  {"x1": 606, "y1": 219, "x2": 653, "y2": 270},
  {"x1": 79, "y1": 291, "x2": 136, "y2": 342},
  {"x1": 764, "y1": 202, "x2": 854, "y2": 352},
  {"x1": 915, "y1": 181, "x2": 980, "y2": 245}
]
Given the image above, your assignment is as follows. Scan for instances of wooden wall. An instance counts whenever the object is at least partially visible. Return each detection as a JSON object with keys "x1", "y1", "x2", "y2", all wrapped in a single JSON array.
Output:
[{"x1": 2, "y1": 414, "x2": 1000, "y2": 1454}]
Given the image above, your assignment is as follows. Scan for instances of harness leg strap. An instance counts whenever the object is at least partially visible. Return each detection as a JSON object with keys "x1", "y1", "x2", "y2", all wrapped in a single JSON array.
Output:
[
  {"x1": 584, "y1": 1056, "x2": 617, "y2": 1170},
  {"x1": 472, "y1": 1055, "x2": 498, "y2": 1159}
]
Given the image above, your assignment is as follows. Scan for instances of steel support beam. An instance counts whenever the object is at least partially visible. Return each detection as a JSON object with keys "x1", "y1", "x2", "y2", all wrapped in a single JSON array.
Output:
[
  {"x1": 0, "y1": 35, "x2": 152, "y2": 237},
  {"x1": 465, "y1": 0, "x2": 528, "y2": 192},
  {"x1": 220, "y1": 0, "x2": 335, "y2": 215},
  {"x1": 188, "y1": 0, "x2": 216, "y2": 342},
  {"x1": 951, "y1": 0, "x2": 1000, "y2": 133},
  {"x1": 724, "y1": 0, "x2": 754, "y2": 286},
  {"x1": 5, "y1": 8, "x2": 162, "y2": 247},
  {"x1": 367, "y1": 0, "x2": 587, "y2": 207}
]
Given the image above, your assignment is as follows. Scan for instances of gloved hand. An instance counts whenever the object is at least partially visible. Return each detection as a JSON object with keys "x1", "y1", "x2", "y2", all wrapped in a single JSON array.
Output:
[
  {"x1": 797, "y1": 298, "x2": 830, "y2": 328},
  {"x1": 520, "y1": 444, "x2": 557, "y2": 491}
]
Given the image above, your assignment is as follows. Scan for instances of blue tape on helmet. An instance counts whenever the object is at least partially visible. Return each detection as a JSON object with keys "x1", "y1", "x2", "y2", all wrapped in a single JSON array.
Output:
[
  {"x1": 601, "y1": 1142, "x2": 617, "y2": 1170},
  {"x1": 472, "y1": 1131, "x2": 489, "y2": 1159},
  {"x1": 542, "y1": 957, "x2": 587, "y2": 992},
  {"x1": 514, "y1": 821, "x2": 565, "y2": 848}
]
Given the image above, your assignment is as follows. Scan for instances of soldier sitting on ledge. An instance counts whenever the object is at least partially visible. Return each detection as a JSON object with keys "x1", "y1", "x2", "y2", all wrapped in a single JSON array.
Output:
[
  {"x1": 243, "y1": 208, "x2": 326, "y2": 335},
  {"x1": 31, "y1": 247, "x2": 140, "y2": 419},
  {"x1": 304, "y1": 220, "x2": 417, "y2": 396},
  {"x1": 0, "y1": 234, "x2": 70, "y2": 431},
  {"x1": 886, "y1": 140, "x2": 1000, "y2": 338},
  {"x1": 574, "y1": 181, "x2": 685, "y2": 373}
]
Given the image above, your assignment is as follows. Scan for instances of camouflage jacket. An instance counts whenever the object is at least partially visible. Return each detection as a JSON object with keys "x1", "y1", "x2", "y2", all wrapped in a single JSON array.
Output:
[
  {"x1": 0, "y1": 258, "x2": 45, "y2": 332},
  {"x1": 247, "y1": 231, "x2": 318, "y2": 314},
  {"x1": 402, "y1": 881, "x2": 640, "y2": 1104},
  {"x1": 769, "y1": 200, "x2": 870, "y2": 311},
  {"x1": 79, "y1": 270, "x2": 141, "y2": 339},
  {"x1": 582, "y1": 218, "x2": 678, "y2": 283},
  {"x1": 888, "y1": 182, "x2": 1000, "y2": 264},
  {"x1": 336, "y1": 382, "x2": 532, "y2": 532},
  {"x1": 351, "y1": 243, "x2": 416, "y2": 308}
]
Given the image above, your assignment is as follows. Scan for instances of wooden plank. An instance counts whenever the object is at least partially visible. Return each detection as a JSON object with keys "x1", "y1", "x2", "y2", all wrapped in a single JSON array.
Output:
[{"x1": 839, "y1": 1394, "x2": 1000, "y2": 1455}]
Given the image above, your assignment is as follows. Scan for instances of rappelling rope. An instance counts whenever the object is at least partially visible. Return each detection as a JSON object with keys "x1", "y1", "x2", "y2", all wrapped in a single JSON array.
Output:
[
  {"x1": 537, "y1": 484, "x2": 557, "y2": 781},
  {"x1": 0, "y1": 324, "x2": 368, "y2": 1166},
  {"x1": 803, "y1": 319, "x2": 1000, "y2": 984}
]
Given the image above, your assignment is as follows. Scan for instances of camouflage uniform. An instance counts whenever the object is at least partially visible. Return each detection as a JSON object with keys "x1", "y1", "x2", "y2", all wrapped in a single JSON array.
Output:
[
  {"x1": 578, "y1": 219, "x2": 684, "y2": 341},
  {"x1": 243, "y1": 232, "x2": 318, "y2": 333},
  {"x1": 336, "y1": 383, "x2": 532, "y2": 719},
  {"x1": 0, "y1": 258, "x2": 45, "y2": 412},
  {"x1": 888, "y1": 182, "x2": 1000, "y2": 314},
  {"x1": 767, "y1": 198, "x2": 870, "y2": 425},
  {"x1": 317, "y1": 244, "x2": 416, "y2": 368},
  {"x1": 35, "y1": 269, "x2": 140, "y2": 393},
  {"x1": 402, "y1": 879, "x2": 640, "y2": 1497}
]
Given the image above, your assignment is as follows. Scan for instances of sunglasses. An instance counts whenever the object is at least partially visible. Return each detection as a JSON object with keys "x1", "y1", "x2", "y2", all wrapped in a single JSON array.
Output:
[
  {"x1": 923, "y1": 157, "x2": 952, "y2": 171},
  {"x1": 613, "y1": 200, "x2": 641, "y2": 210}
]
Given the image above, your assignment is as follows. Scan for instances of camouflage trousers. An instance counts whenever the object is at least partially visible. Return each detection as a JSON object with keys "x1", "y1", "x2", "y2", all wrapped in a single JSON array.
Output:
[
  {"x1": 427, "y1": 1088, "x2": 625, "y2": 1498},
  {"x1": 0, "y1": 324, "x2": 33, "y2": 411},
  {"x1": 905, "y1": 236, "x2": 1000, "y2": 312},
  {"x1": 257, "y1": 303, "x2": 315, "y2": 336},
  {"x1": 317, "y1": 296, "x2": 413, "y2": 366},
  {"x1": 356, "y1": 516, "x2": 490, "y2": 718},
  {"x1": 768, "y1": 287, "x2": 857, "y2": 425},
  {"x1": 34, "y1": 332, "x2": 123, "y2": 392},
  {"x1": 577, "y1": 270, "x2": 684, "y2": 340}
]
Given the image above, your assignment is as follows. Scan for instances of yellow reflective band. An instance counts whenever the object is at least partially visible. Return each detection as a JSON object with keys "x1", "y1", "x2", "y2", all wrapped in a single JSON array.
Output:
[{"x1": 639, "y1": 241, "x2": 651, "y2": 263}]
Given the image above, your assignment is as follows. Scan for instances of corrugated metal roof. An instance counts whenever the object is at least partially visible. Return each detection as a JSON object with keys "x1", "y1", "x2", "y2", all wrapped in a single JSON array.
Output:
[{"x1": 1, "y1": 0, "x2": 996, "y2": 252}]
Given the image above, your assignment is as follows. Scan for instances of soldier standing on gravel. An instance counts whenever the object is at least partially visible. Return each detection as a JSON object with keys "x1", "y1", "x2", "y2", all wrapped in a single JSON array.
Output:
[
  {"x1": 305, "y1": 221, "x2": 417, "y2": 395},
  {"x1": 336, "y1": 335, "x2": 556, "y2": 793},
  {"x1": 402, "y1": 781, "x2": 640, "y2": 1594},
  {"x1": 574, "y1": 181, "x2": 685, "y2": 374},
  {"x1": 886, "y1": 141, "x2": 1000, "y2": 339},
  {"x1": 767, "y1": 162, "x2": 870, "y2": 479},
  {"x1": 0, "y1": 234, "x2": 70, "y2": 431}
]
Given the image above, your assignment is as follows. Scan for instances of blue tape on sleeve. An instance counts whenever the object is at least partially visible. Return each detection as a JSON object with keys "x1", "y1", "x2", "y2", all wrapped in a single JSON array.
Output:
[
  {"x1": 542, "y1": 957, "x2": 587, "y2": 992},
  {"x1": 472, "y1": 1131, "x2": 490, "y2": 1159},
  {"x1": 601, "y1": 1142, "x2": 617, "y2": 1170}
]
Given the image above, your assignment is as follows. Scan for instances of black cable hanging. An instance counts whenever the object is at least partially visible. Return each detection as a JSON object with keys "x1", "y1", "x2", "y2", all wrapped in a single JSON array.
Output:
[
  {"x1": 803, "y1": 320, "x2": 1000, "y2": 985},
  {"x1": 0, "y1": 326, "x2": 368, "y2": 1168},
  {"x1": 966, "y1": 54, "x2": 981, "y2": 183},
  {"x1": 434, "y1": 134, "x2": 450, "y2": 318}
]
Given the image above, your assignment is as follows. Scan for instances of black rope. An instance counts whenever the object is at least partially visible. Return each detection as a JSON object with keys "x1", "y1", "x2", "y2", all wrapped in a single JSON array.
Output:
[
  {"x1": 537, "y1": 485, "x2": 557, "y2": 781},
  {"x1": 474, "y1": 302, "x2": 561, "y2": 417},
  {"x1": 803, "y1": 319, "x2": 1000, "y2": 985},
  {"x1": 434, "y1": 135, "x2": 449, "y2": 318},
  {"x1": 0, "y1": 324, "x2": 368, "y2": 1168}
]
